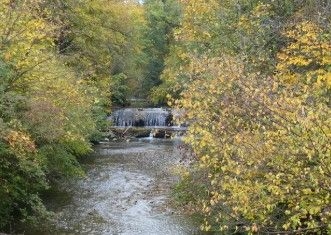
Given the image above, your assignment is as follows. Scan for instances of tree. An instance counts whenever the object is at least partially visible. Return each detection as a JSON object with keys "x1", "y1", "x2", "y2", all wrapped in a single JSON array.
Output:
[
  {"x1": 165, "y1": 0, "x2": 331, "y2": 233},
  {"x1": 0, "y1": 0, "x2": 136, "y2": 230},
  {"x1": 142, "y1": 0, "x2": 181, "y2": 102}
]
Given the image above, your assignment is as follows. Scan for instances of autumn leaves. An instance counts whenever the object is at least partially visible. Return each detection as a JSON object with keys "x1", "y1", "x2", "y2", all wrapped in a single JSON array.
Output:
[
  {"x1": 0, "y1": 0, "x2": 138, "y2": 230},
  {"x1": 164, "y1": 0, "x2": 331, "y2": 233}
]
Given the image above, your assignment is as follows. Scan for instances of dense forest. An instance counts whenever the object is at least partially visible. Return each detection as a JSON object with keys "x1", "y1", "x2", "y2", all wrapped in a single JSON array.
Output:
[
  {"x1": 0, "y1": 0, "x2": 178, "y2": 231},
  {"x1": 164, "y1": 0, "x2": 331, "y2": 234},
  {"x1": 0, "y1": 0, "x2": 143, "y2": 231},
  {"x1": 0, "y1": 0, "x2": 330, "y2": 234}
]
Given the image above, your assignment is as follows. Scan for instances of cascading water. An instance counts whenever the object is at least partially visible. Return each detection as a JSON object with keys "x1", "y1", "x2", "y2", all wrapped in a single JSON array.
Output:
[
  {"x1": 110, "y1": 108, "x2": 186, "y2": 139},
  {"x1": 111, "y1": 108, "x2": 172, "y2": 127}
]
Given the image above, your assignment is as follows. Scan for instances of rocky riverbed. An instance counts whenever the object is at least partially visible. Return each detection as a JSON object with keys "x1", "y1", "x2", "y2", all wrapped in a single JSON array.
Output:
[{"x1": 27, "y1": 138, "x2": 201, "y2": 235}]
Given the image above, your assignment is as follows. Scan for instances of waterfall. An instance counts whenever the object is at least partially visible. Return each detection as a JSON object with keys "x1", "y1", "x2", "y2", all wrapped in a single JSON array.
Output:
[{"x1": 111, "y1": 108, "x2": 172, "y2": 127}]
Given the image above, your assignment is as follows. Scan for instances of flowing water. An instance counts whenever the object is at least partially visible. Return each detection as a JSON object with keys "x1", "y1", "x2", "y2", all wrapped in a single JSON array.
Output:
[
  {"x1": 110, "y1": 107, "x2": 186, "y2": 128},
  {"x1": 31, "y1": 138, "x2": 200, "y2": 235},
  {"x1": 111, "y1": 108, "x2": 172, "y2": 127}
]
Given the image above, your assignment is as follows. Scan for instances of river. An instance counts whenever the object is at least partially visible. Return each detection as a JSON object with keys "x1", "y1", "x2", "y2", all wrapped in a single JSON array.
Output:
[{"x1": 30, "y1": 138, "x2": 201, "y2": 235}]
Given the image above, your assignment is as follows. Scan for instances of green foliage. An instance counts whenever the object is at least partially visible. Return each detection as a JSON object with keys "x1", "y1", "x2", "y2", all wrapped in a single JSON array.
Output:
[
  {"x1": 48, "y1": 0, "x2": 147, "y2": 107},
  {"x1": 0, "y1": 0, "x2": 141, "y2": 231},
  {"x1": 111, "y1": 73, "x2": 130, "y2": 106},
  {"x1": 142, "y1": 0, "x2": 181, "y2": 102},
  {"x1": 0, "y1": 130, "x2": 49, "y2": 229},
  {"x1": 172, "y1": 166, "x2": 209, "y2": 207},
  {"x1": 39, "y1": 144, "x2": 84, "y2": 179}
]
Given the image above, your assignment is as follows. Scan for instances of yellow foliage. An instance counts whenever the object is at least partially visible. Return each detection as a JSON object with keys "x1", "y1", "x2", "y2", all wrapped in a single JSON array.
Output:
[
  {"x1": 174, "y1": 47, "x2": 330, "y2": 232},
  {"x1": 5, "y1": 130, "x2": 36, "y2": 157},
  {"x1": 176, "y1": 0, "x2": 219, "y2": 42},
  {"x1": 277, "y1": 21, "x2": 331, "y2": 90},
  {"x1": 162, "y1": 1, "x2": 331, "y2": 233}
]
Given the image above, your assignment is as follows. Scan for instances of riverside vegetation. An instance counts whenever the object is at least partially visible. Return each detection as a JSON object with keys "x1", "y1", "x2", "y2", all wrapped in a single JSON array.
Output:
[
  {"x1": 0, "y1": 0, "x2": 146, "y2": 232},
  {"x1": 157, "y1": 0, "x2": 331, "y2": 234},
  {"x1": 0, "y1": 0, "x2": 330, "y2": 234},
  {"x1": 0, "y1": 0, "x2": 182, "y2": 232}
]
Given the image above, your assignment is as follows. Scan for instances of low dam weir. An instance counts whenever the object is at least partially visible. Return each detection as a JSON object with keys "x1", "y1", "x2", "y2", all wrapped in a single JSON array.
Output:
[
  {"x1": 111, "y1": 108, "x2": 173, "y2": 127},
  {"x1": 110, "y1": 108, "x2": 186, "y2": 138}
]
